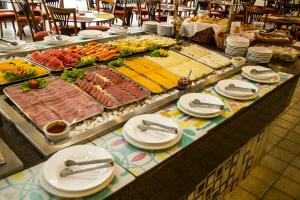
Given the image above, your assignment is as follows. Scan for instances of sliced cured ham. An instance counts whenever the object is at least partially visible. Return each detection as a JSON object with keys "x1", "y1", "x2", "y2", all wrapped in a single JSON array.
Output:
[{"x1": 4, "y1": 77, "x2": 103, "y2": 129}]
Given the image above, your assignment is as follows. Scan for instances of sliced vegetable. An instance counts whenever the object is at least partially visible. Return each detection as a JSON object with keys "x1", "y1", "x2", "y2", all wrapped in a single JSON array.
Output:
[
  {"x1": 21, "y1": 78, "x2": 48, "y2": 92},
  {"x1": 108, "y1": 58, "x2": 124, "y2": 69}
]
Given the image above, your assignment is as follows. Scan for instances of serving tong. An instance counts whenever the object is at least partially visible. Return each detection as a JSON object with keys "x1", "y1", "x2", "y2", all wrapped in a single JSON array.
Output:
[
  {"x1": 59, "y1": 158, "x2": 114, "y2": 177},
  {"x1": 137, "y1": 120, "x2": 178, "y2": 134},
  {"x1": 250, "y1": 69, "x2": 274, "y2": 75},
  {"x1": 48, "y1": 31, "x2": 62, "y2": 41},
  {"x1": 189, "y1": 99, "x2": 224, "y2": 110},
  {"x1": 225, "y1": 83, "x2": 256, "y2": 93},
  {"x1": 0, "y1": 38, "x2": 18, "y2": 46}
]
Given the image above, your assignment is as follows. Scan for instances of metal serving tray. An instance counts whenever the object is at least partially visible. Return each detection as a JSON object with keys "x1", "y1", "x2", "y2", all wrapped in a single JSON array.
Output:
[
  {"x1": 175, "y1": 45, "x2": 232, "y2": 69},
  {"x1": 0, "y1": 58, "x2": 50, "y2": 87},
  {"x1": 78, "y1": 65, "x2": 151, "y2": 109},
  {"x1": 3, "y1": 76, "x2": 103, "y2": 132},
  {"x1": 0, "y1": 66, "x2": 240, "y2": 156},
  {"x1": 26, "y1": 56, "x2": 94, "y2": 73}
]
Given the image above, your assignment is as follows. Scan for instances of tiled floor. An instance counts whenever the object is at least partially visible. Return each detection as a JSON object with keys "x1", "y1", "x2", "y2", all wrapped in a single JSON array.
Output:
[{"x1": 225, "y1": 78, "x2": 300, "y2": 200}]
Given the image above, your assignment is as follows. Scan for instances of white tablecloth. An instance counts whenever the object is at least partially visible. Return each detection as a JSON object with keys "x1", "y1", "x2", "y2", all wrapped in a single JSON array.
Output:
[{"x1": 179, "y1": 19, "x2": 227, "y2": 37}]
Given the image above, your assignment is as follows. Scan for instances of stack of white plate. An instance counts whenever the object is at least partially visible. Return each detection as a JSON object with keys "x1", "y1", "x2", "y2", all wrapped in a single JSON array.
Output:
[
  {"x1": 44, "y1": 35, "x2": 72, "y2": 45},
  {"x1": 79, "y1": 30, "x2": 103, "y2": 39},
  {"x1": 242, "y1": 66, "x2": 280, "y2": 83},
  {"x1": 225, "y1": 36, "x2": 250, "y2": 56},
  {"x1": 39, "y1": 145, "x2": 115, "y2": 198},
  {"x1": 157, "y1": 22, "x2": 174, "y2": 36},
  {"x1": 215, "y1": 79, "x2": 259, "y2": 100},
  {"x1": 143, "y1": 21, "x2": 159, "y2": 33},
  {"x1": 0, "y1": 40, "x2": 26, "y2": 52},
  {"x1": 177, "y1": 93, "x2": 224, "y2": 118},
  {"x1": 246, "y1": 46, "x2": 273, "y2": 63},
  {"x1": 122, "y1": 114, "x2": 182, "y2": 150}
]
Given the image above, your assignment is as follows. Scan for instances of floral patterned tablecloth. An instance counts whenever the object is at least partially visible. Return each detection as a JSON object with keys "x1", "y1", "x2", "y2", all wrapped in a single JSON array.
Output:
[{"x1": 91, "y1": 72, "x2": 293, "y2": 176}]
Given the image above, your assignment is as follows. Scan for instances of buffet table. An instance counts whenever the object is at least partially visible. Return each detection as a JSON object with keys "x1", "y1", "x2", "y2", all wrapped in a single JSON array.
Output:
[{"x1": 0, "y1": 33, "x2": 299, "y2": 200}]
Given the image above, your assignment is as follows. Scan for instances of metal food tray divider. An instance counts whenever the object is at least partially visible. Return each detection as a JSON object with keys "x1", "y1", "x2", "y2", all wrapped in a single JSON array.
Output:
[{"x1": 0, "y1": 67, "x2": 241, "y2": 157}]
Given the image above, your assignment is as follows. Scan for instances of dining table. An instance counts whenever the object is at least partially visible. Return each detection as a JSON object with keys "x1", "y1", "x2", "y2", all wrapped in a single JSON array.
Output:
[{"x1": 69, "y1": 11, "x2": 114, "y2": 30}]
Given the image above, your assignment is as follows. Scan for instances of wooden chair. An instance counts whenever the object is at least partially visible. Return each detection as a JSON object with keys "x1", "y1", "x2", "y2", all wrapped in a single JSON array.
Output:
[
  {"x1": 85, "y1": 0, "x2": 111, "y2": 31},
  {"x1": 41, "y1": 0, "x2": 63, "y2": 29},
  {"x1": 133, "y1": 0, "x2": 148, "y2": 26},
  {"x1": 10, "y1": 0, "x2": 48, "y2": 41},
  {"x1": 47, "y1": 6, "x2": 78, "y2": 36},
  {"x1": 144, "y1": 0, "x2": 167, "y2": 22},
  {"x1": 243, "y1": 3, "x2": 269, "y2": 29},
  {"x1": 0, "y1": 9, "x2": 16, "y2": 38},
  {"x1": 114, "y1": 0, "x2": 135, "y2": 26}
]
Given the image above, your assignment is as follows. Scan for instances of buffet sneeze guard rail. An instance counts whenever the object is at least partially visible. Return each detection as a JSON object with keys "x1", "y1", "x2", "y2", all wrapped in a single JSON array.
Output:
[{"x1": 0, "y1": 67, "x2": 240, "y2": 156}]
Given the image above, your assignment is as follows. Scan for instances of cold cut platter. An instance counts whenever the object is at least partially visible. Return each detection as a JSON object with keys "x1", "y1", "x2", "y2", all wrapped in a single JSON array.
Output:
[{"x1": 4, "y1": 77, "x2": 103, "y2": 130}]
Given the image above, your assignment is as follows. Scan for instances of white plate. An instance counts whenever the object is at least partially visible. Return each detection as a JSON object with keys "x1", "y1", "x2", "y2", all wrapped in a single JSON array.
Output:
[
  {"x1": 122, "y1": 128, "x2": 182, "y2": 150},
  {"x1": 124, "y1": 114, "x2": 178, "y2": 145},
  {"x1": 43, "y1": 145, "x2": 114, "y2": 192},
  {"x1": 44, "y1": 35, "x2": 71, "y2": 44},
  {"x1": 214, "y1": 85, "x2": 258, "y2": 100},
  {"x1": 178, "y1": 93, "x2": 224, "y2": 115},
  {"x1": 108, "y1": 28, "x2": 128, "y2": 35},
  {"x1": 0, "y1": 40, "x2": 25, "y2": 50},
  {"x1": 242, "y1": 66, "x2": 277, "y2": 79},
  {"x1": 177, "y1": 101, "x2": 223, "y2": 118},
  {"x1": 79, "y1": 30, "x2": 103, "y2": 39},
  {"x1": 39, "y1": 165, "x2": 114, "y2": 198},
  {"x1": 248, "y1": 46, "x2": 272, "y2": 54},
  {"x1": 242, "y1": 72, "x2": 280, "y2": 83},
  {"x1": 217, "y1": 79, "x2": 258, "y2": 97}
]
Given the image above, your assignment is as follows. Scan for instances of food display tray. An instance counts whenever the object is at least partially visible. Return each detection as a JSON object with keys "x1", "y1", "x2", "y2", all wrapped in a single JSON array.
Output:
[
  {"x1": 3, "y1": 77, "x2": 104, "y2": 132},
  {"x1": 78, "y1": 65, "x2": 151, "y2": 109},
  {"x1": 26, "y1": 56, "x2": 93, "y2": 73},
  {"x1": 0, "y1": 59, "x2": 50, "y2": 87}
]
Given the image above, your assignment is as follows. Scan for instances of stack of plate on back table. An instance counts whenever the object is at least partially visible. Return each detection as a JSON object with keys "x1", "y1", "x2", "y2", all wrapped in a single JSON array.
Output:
[
  {"x1": 246, "y1": 46, "x2": 273, "y2": 63},
  {"x1": 241, "y1": 65, "x2": 280, "y2": 83},
  {"x1": 177, "y1": 93, "x2": 224, "y2": 118},
  {"x1": 79, "y1": 30, "x2": 103, "y2": 39},
  {"x1": 157, "y1": 22, "x2": 174, "y2": 36},
  {"x1": 39, "y1": 145, "x2": 115, "y2": 198},
  {"x1": 0, "y1": 40, "x2": 26, "y2": 52},
  {"x1": 225, "y1": 35, "x2": 250, "y2": 56},
  {"x1": 122, "y1": 114, "x2": 182, "y2": 150},
  {"x1": 215, "y1": 79, "x2": 259, "y2": 100},
  {"x1": 143, "y1": 21, "x2": 159, "y2": 33}
]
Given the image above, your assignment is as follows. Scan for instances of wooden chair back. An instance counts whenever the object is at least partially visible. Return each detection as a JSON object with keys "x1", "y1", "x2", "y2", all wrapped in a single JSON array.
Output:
[
  {"x1": 47, "y1": 6, "x2": 78, "y2": 35},
  {"x1": 10, "y1": 0, "x2": 44, "y2": 40},
  {"x1": 243, "y1": 3, "x2": 268, "y2": 28},
  {"x1": 145, "y1": 0, "x2": 161, "y2": 22}
]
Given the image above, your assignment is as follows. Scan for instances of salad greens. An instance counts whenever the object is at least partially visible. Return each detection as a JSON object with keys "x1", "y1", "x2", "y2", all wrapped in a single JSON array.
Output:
[
  {"x1": 4, "y1": 68, "x2": 36, "y2": 82},
  {"x1": 61, "y1": 68, "x2": 86, "y2": 83},
  {"x1": 148, "y1": 45, "x2": 162, "y2": 51},
  {"x1": 149, "y1": 49, "x2": 169, "y2": 57},
  {"x1": 119, "y1": 49, "x2": 134, "y2": 58},
  {"x1": 21, "y1": 78, "x2": 48, "y2": 92},
  {"x1": 76, "y1": 56, "x2": 96, "y2": 66},
  {"x1": 108, "y1": 58, "x2": 124, "y2": 69}
]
